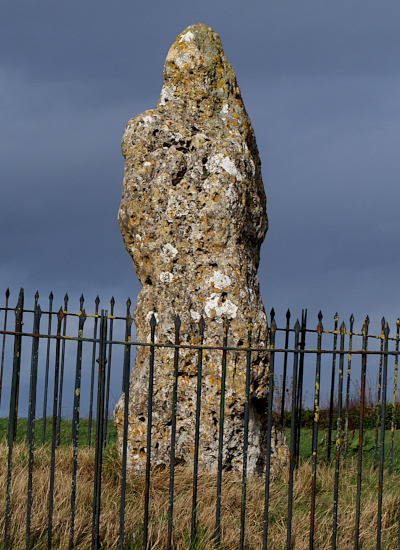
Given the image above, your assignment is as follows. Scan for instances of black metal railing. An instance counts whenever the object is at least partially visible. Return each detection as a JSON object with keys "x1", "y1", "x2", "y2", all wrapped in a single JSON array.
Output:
[{"x1": 1, "y1": 288, "x2": 400, "y2": 549}]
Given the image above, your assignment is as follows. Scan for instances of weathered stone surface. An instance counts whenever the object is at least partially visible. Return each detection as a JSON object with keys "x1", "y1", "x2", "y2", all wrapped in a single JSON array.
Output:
[{"x1": 114, "y1": 23, "x2": 288, "y2": 475}]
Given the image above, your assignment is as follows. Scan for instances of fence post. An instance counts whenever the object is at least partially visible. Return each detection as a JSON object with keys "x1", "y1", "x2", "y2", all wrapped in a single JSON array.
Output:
[
  {"x1": 376, "y1": 321, "x2": 389, "y2": 550},
  {"x1": 280, "y1": 309, "x2": 291, "y2": 427},
  {"x1": 7, "y1": 288, "x2": 24, "y2": 445},
  {"x1": 69, "y1": 309, "x2": 87, "y2": 549},
  {"x1": 328, "y1": 313, "x2": 339, "y2": 461},
  {"x1": 262, "y1": 317, "x2": 276, "y2": 550},
  {"x1": 88, "y1": 295, "x2": 100, "y2": 447},
  {"x1": 25, "y1": 302, "x2": 42, "y2": 550},
  {"x1": 167, "y1": 315, "x2": 181, "y2": 550},
  {"x1": 286, "y1": 319, "x2": 300, "y2": 550},
  {"x1": 118, "y1": 298, "x2": 133, "y2": 549},
  {"x1": 332, "y1": 321, "x2": 346, "y2": 550},
  {"x1": 309, "y1": 311, "x2": 323, "y2": 550},
  {"x1": 56, "y1": 293, "x2": 69, "y2": 446},
  {"x1": 41, "y1": 292, "x2": 53, "y2": 445},
  {"x1": 215, "y1": 317, "x2": 229, "y2": 548},
  {"x1": 4, "y1": 288, "x2": 24, "y2": 550},
  {"x1": 343, "y1": 314, "x2": 354, "y2": 461},
  {"x1": 47, "y1": 307, "x2": 64, "y2": 550},
  {"x1": 92, "y1": 310, "x2": 108, "y2": 550},
  {"x1": 354, "y1": 315, "x2": 369, "y2": 550},
  {"x1": 373, "y1": 318, "x2": 385, "y2": 470},
  {"x1": 239, "y1": 318, "x2": 253, "y2": 550},
  {"x1": 295, "y1": 309, "x2": 307, "y2": 462},
  {"x1": 104, "y1": 296, "x2": 115, "y2": 446},
  {"x1": 143, "y1": 313, "x2": 157, "y2": 550},
  {"x1": 0, "y1": 287, "x2": 10, "y2": 406},
  {"x1": 190, "y1": 316, "x2": 205, "y2": 545}
]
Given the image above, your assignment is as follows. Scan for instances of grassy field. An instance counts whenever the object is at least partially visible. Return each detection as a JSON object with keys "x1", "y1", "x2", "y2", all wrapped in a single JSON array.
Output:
[{"x1": 1, "y1": 420, "x2": 400, "y2": 549}]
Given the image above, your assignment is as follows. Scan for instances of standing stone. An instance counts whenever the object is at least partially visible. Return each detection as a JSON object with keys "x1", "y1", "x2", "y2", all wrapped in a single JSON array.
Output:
[{"x1": 114, "y1": 23, "x2": 288, "y2": 475}]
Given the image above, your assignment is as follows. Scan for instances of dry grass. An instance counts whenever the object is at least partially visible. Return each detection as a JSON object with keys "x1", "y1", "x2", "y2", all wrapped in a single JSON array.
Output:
[{"x1": 1, "y1": 442, "x2": 399, "y2": 549}]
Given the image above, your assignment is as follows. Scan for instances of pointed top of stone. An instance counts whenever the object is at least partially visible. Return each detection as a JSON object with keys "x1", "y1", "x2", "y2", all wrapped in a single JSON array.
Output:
[{"x1": 161, "y1": 23, "x2": 238, "y2": 104}]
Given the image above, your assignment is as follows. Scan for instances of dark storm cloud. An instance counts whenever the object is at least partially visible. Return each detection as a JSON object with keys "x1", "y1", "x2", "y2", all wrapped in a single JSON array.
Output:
[{"x1": 1, "y1": 1, "x2": 400, "y2": 329}]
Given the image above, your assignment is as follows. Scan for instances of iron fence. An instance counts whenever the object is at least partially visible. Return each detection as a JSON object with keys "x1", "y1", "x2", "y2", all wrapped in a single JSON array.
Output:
[{"x1": 1, "y1": 288, "x2": 400, "y2": 549}]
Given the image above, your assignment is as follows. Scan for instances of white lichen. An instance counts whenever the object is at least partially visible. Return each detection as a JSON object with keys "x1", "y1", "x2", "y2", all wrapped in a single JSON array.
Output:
[
  {"x1": 179, "y1": 31, "x2": 196, "y2": 43},
  {"x1": 209, "y1": 271, "x2": 231, "y2": 290},
  {"x1": 206, "y1": 154, "x2": 242, "y2": 181},
  {"x1": 190, "y1": 309, "x2": 201, "y2": 322},
  {"x1": 204, "y1": 294, "x2": 238, "y2": 320},
  {"x1": 160, "y1": 243, "x2": 178, "y2": 261},
  {"x1": 160, "y1": 272, "x2": 173, "y2": 283}
]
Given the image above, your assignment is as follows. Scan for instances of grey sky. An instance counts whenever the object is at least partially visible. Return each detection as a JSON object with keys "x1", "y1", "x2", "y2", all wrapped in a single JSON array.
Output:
[{"x1": 1, "y1": 1, "x2": 400, "y2": 334}]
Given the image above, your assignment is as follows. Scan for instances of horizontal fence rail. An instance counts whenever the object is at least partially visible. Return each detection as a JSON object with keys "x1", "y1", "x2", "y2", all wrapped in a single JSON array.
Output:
[{"x1": 1, "y1": 288, "x2": 400, "y2": 549}]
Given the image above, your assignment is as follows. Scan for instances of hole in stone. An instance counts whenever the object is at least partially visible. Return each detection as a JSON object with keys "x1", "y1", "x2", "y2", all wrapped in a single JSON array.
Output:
[
  {"x1": 145, "y1": 276, "x2": 153, "y2": 285},
  {"x1": 139, "y1": 416, "x2": 145, "y2": 422}
]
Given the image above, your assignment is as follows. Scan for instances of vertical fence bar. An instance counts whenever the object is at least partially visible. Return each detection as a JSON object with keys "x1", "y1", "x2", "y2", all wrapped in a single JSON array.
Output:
[
  {"x1": 280, "y1": 309, "x2": 291, "y2": 427},
  {"x1": 103, "y1": 296, "x2": 115, "y2": 447},
  {"x1": 25, "y1": 303, "x2": 42, "y2": 550},
  {"x1": 295, "y1": 309, "x2": 307, "y2": 462},
  {"x1": 309, "y1": 311, "x2": 323, "y2": 550},
  {"x1": 167, "y1": 316, "x2": 181, "y2": 550},
  {"x1": 0, "y1": 287, "x2": 10, "y2": 405},
  {"x1": 343, "y1": 314, "x2": 354, "y2": 461},
  {"x1": 41, "y1": 292, "x2": 53, "y2": 445},
  {"x1": 143, "y1": 313, "x2": 157, "y2": 550},
  {"x1": 354, "y1": 316, "x2": 369, "y2": 550},
  {"x1": 262, "y1": 318, "x2": 276, "y2": 550},
  {"x1": 374, "y1": 319, "x2": 385, "y2": 470},
  {"x1": 389, "y1": 318, "x2": 399, "y2": 476},
  {"x1": 332, "y1": 321, "x2": 346, "y2": 550},
  {"x1": 239, "y1": 318, "x2": 253, "y2": 550},
  {"x1": 4, "y1": 288, "x2": 24, "y2": 550},
  {"x1": 69, "y1": 309, "x2": 87, "y2": 549},
  {"x1": 92, "y1": 310, "x2": 108, "y2": 550},
  {"x1": 214, "y1": 318, "x2": 229, "y2": 548},
  {"x1": 88, "y1": 295, "x2": 100, "y2": 447},
  {"x1": 328, "y1": 313, "x2": 339, "y2": 461},
  {"x1": 26, "y1": 292, "x2": 39, "y2": 445},
  {"x1": 56, "y1": 293, "x2": 68, "y2": 445},
  {"x1": 286, "y1": 319, "x2": 300, "y2": 550},
  {"x1": 190, "y1": 316, "x2": 205, "y2": 545},
  {"x1": 376, "y1": 321, "x2": 389, "y2": 550},
  {"x1": 118, "y1": 299, "x2": 132, "y2": 550},
  {"x1": 7, "y1": 288, "x2": 24, "y2": 445},
  {"x1": 47, "y1": 308, "x2": 64, "y2": 550}
]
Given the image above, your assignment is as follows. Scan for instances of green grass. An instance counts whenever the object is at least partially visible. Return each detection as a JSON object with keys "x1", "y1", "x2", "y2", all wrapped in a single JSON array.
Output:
[
  {"x1": 284, "y1": 427, "x2": 400, "y2": 472},
  {"x1": 2, "y1": 417, "x2": 399, "y2": 472},
  {"x1": 0, "y1": 417, "x2": 118, "y2": 448}
]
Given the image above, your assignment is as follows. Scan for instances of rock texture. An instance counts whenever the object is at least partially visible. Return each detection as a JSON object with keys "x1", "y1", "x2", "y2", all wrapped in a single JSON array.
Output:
[{"x1": 114, "y1": 23, "x2": 288, "y2": 475}]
